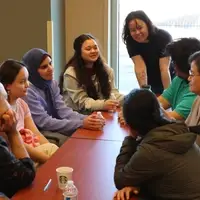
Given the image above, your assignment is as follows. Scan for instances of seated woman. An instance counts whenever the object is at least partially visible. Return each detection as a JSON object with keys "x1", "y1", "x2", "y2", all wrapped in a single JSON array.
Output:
[
  {"x1": 0, "y1": 60, "x2": 58, "y2": 165},
  {"x1": 114, "y1": 89, "x2": 200, "y2": 200},
  {"x1": 22, "y1": 48, "x2": 105, "y2": 141},
  {"x1": 0, "y1": 83, "x2": 35, "y2": 198},
  {"x1": 59, "y1": 33, "x2": 124, "y2": 114}
]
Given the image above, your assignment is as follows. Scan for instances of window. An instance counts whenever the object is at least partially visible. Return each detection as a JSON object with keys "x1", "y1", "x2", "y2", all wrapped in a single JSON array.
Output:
[{"x1": 111, "y1": 0, "x2": 200, "y2": 94}]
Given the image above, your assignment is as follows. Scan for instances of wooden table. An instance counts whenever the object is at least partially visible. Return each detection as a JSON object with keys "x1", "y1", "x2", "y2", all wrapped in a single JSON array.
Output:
[
  {"x1": 72, "y1": 111, "x2": 129, "y2": 141},
  {"x1": 12, "y1": 111, "x2": 141, "y2": 200},
  {"x1": 12, "y1": 138, "x2": 138, "y2": 200}
]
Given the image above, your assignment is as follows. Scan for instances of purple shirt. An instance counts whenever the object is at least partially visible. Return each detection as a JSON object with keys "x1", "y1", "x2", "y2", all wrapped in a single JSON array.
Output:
[{"x1": 23, "y1": 80, "x2": 86, "y2": 135}]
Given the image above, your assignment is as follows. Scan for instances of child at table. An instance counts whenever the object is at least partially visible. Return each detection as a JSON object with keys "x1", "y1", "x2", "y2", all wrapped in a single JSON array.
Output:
[{"x1": 0, "y1": 59, "x2": 58, "y2": 165}]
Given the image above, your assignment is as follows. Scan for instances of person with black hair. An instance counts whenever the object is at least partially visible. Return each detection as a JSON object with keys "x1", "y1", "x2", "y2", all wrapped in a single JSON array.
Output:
[
  {"x1": 114, "y1": 88, "x2": 200, "y2": 200},
  {"x1": 59, "y1": 33, "x2": 124, "y2": 114},
  {"x1": 0, "y1": 60, "x2": 58, "y2": 164},
  {"x1": 122, "y1": 10, "x2": 173, "y2": 94},
  {"x1": 158, "y1": 37, "x2": 200, "y2": 120}
]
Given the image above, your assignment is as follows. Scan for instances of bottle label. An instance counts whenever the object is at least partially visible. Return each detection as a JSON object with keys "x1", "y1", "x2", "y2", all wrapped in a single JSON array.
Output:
[{"x1": 65, "y1": 197, "x2": 77, "y2": 200}]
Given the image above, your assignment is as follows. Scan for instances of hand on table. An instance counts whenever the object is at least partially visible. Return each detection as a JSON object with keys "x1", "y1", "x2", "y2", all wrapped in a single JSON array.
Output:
[
  {"x1": 83, "y1": 113, "x2": 105, "y2": 130},
  {"x1": 103, "y1": 99, "x2": 119, "y2": 111},
  {"x1": 113, "y1": 187, "x2": 139, "y2": 200},
  {"x1": 118, "y1": 110, "x2": 126, "y2": 125}
]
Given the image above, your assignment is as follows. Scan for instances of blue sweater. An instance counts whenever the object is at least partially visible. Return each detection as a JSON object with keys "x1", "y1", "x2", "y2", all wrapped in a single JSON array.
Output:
[{"x1": 23, "y1": 80, "x2": 86, "y2": 135}]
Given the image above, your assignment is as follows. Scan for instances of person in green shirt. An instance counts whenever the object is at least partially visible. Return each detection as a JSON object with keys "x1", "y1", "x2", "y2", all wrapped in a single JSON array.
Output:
[{"x1": 158, "y1": 38, "x2": 200, "y2": 120}]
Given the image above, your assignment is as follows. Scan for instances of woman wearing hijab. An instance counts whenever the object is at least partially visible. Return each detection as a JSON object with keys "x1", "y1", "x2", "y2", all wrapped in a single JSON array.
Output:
[{"x1": 22, "y1": 48, "x2": 105, "y2": 146}]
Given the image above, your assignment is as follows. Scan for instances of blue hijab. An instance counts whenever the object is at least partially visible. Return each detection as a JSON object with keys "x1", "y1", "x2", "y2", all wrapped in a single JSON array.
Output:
[{"x1": 22, "y1": 48, "x2": 59, "y2": 118}]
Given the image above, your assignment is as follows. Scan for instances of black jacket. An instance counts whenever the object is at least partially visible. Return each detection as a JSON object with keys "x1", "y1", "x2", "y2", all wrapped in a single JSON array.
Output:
[
  {"x1": 114, "y1": 122, "x2": 200, "y2": 200},
  {"x1": 0, "y1": 136, "x2": 35, "y2": 198}
]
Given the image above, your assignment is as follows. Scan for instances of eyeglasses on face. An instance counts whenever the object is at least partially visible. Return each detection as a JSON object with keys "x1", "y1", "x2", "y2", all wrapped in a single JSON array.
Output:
[{"x1": 189, "y1": 70, "x2": 200, "y2": 77}]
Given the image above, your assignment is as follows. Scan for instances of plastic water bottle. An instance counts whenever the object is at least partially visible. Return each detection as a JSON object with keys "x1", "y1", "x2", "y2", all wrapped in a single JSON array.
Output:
[
  {"x1": 97, "y1": 111, "x2": 104, "y2": 119},
  {"x1": 110, "y1": 93, "x2": 116, "y2": 100},
  {"x1": 63, "y1": 180, "x2": 78, "y2": 200},
  {"x1": 109, "y1": 93, "x2": 117, "y2": 113}
]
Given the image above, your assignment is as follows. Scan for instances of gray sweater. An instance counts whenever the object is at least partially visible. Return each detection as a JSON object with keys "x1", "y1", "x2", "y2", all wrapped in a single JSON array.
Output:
[
  {"x1": 62, "y1": 66, "x2": 124, "y2": 112},
  {"x1": 114, "y1": 123, "x2": 200, "y2": 200}
]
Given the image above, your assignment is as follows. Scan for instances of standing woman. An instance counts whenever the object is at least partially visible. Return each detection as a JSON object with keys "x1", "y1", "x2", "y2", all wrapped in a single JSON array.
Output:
[
  {"x1": 59, "y1": 33, "x2": 124, "y2": 113},
  {"x1": 122, "y1": 10, "x2": 173, "y2": 94},
  {"x1": 22, "y1": 48, "x2": 105, "y2": 142}
]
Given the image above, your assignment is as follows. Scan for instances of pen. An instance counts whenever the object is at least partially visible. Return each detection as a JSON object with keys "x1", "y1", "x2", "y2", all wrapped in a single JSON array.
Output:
[{"x1": 43, "y1": 179, "x2": 52, "y2": 191}]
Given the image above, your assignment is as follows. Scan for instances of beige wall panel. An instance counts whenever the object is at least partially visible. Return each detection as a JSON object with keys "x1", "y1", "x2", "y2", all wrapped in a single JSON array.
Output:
[{"x1": 65, "y1": 0, "x2": 109, "y2": 61}]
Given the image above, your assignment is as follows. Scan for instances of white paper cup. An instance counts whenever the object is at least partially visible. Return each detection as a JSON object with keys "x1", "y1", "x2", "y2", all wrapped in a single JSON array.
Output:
[{"x1": 56, "y1": 167, "x2": 73, "y2": 189}]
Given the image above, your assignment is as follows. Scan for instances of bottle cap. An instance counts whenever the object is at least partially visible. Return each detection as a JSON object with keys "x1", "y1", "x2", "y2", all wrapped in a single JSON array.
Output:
[
  {"x1": 110, "y1": 93, "x2": 116, "y2": 100},
  {"x1": 67, "y1": 180, "x2": 74, "y2": 185}
]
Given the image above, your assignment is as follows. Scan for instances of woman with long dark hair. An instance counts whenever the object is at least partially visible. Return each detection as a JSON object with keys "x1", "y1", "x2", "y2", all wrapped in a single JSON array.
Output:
[{"x1": 59, "y1": 33, "x2": 124, "y2": 113}]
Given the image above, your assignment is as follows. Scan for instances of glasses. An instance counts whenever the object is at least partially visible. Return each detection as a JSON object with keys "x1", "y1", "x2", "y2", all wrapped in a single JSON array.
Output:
[{"x1": 189, "y1": 70, "x2": 200, "y2": 77}]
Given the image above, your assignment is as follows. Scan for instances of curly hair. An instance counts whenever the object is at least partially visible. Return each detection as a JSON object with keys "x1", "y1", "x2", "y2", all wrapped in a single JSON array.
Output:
[{"x1": 59, "y1": 33, "x2": 111, "y2": 100}]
